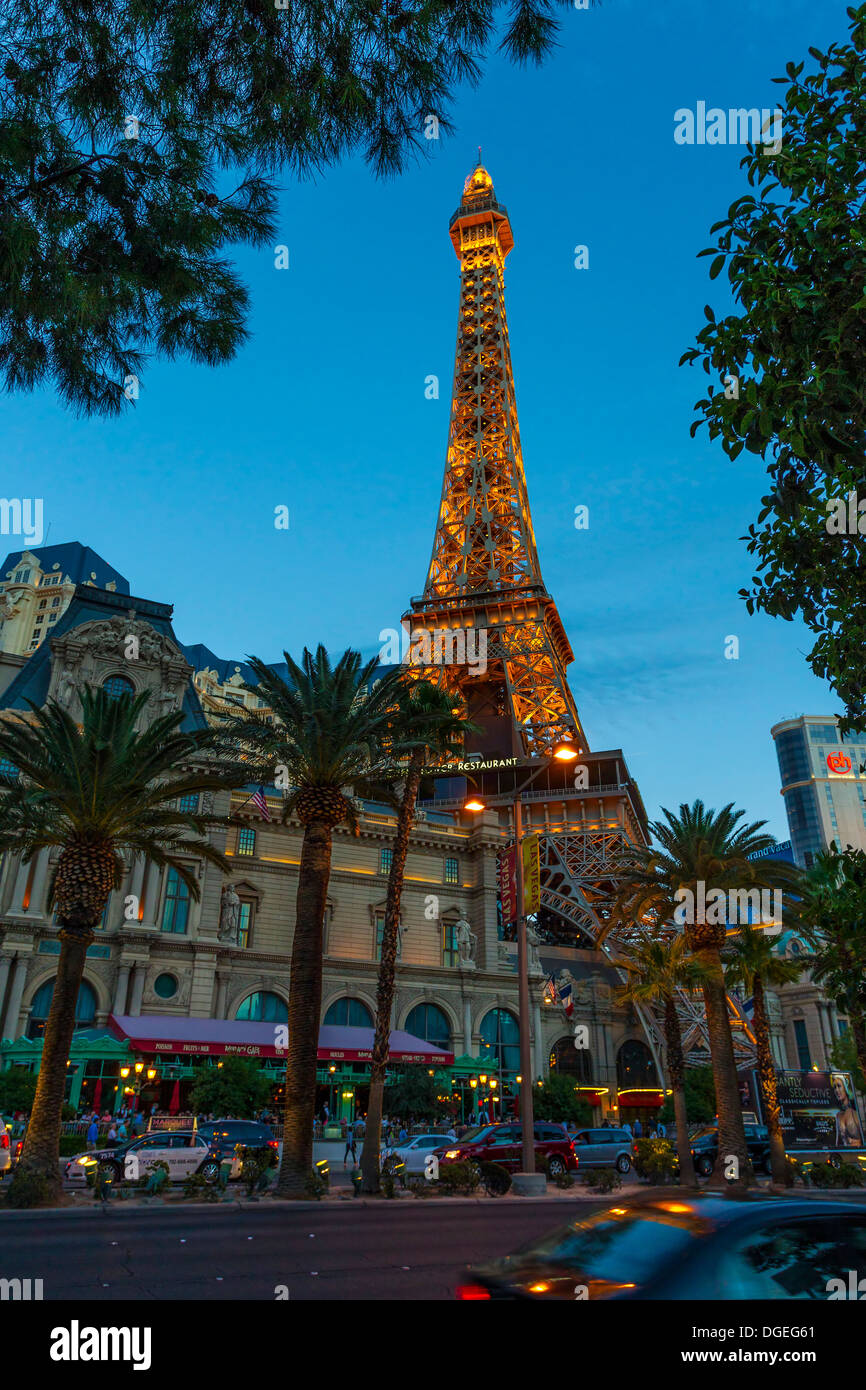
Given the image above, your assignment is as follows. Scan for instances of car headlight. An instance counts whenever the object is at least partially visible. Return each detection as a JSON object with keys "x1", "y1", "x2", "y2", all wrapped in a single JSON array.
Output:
[{"x1": 444, "y1": 1149, "x2": 461, "y2": 1159}]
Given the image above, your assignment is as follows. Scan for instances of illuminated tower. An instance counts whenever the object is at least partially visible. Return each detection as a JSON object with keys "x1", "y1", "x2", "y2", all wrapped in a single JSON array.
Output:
[
  {"x1": 408, "y1": 162, "x2": 586, "y2": 758},
  {"x1": 408, "y1": 164, "x2": 755, "y2": 1070}
]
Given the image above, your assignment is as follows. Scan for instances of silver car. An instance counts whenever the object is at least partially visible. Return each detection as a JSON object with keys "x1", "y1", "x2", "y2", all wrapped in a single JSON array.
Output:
[
  {"x1": 571, "y1": 1127, "x2": 633, "y2": 1173},
  {"x1": 383, "y1": 1132, "x2": 456, "y2": 1175}
]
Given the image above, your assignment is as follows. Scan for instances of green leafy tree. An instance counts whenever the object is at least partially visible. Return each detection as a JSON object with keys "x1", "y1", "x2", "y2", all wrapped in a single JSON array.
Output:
[
  {"x1": 658, "y1": 1064, "x2": 717, "y2": 1127},
  {"x1": 227, "y1": 647, "x2": 402, "y2": 1196},
  {"x1": 681, "y1": 4, "x2": 866, "y2": 731},
  {"x1": 724, "y1": 925, "x2": 805, "y2": 1186},
  {"x1": 0, "y1": 1069, "x2": 38, "y2": 1114},
  {"x1": 611, "y1": 933, "x2": 710, "y2": 1188},
  {"x1": 0, "y1": 688, "x2": 236, "y2": 1205},
  {"x1": 610, "y1": 800, "x2": 800, "y2": 1190},
  {"x1": 383, "y1": 1067, "x2": 440, "y2": 1123},
  {"x1": 189, "y1": 1057, "x2": 272, "y2": 1119},
  {"x1": 1, "y1": 0, "x2": 584, "y2": 416},
  {"x1": 829, "y1": 1030, "x2": 866, "y2": 1093},
  {"x1": 795, "y1": 845, "x2": 866, "y2": 1081},
  {"x1": 532, "y1": 1072, "x2": 592, "y2": 1126},
  {"x1": 360, "y1": 679, "x2": 474, "y2": 1194}
]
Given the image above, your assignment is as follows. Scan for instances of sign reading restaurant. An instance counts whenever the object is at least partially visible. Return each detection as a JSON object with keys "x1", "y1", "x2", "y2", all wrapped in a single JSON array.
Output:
[{"x1": 450, "y1": 756, "x2": 520, "y2": 772}]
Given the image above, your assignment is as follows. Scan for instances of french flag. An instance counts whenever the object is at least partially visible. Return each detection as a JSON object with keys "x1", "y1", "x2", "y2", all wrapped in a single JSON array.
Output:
[{"x1": 558, "y1": 980, "x2": 574, "y2": 1017}]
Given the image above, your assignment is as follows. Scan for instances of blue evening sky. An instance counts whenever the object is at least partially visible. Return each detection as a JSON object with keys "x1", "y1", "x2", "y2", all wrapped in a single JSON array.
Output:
[{"x1": 6, "y1": 0, "x2": 852, "y2": 840}]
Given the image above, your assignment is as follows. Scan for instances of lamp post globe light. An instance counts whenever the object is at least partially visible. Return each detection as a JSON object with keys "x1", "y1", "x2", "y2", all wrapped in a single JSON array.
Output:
[{"x1": 462, "y1": 731, "x2": 583, "y2": 1187}]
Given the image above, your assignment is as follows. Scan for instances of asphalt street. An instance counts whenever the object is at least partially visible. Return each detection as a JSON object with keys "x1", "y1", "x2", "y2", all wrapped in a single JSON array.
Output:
[{"x1": 2, "y1": 1198, "x2": 601, "y2": 1301}]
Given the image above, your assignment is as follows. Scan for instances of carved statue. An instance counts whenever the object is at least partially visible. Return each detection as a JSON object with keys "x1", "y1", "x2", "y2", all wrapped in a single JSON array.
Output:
[
  {"x1": 219, "y1": 883, "x2": 241, "y2": 945},
  {"x1": 455, "y1": 915, "x2": 476, "y2": 969},
  {"x1": 525, "y1": 921, "x2": 543, "y2": 975}
]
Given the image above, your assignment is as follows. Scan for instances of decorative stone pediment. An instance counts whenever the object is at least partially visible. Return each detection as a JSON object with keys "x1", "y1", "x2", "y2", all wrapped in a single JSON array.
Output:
[{"x1": 46, "y1": 617, "x2": 193, "y2": 725}]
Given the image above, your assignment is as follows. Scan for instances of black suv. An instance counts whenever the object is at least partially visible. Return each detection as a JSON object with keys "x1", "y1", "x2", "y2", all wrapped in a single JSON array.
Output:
[
  {"x1": 196, "y1": 1118, "x2": 279, "y2": 1176},
  {"x1": 691, "y1": 1122, "x2": 772, "y2": 1177}
]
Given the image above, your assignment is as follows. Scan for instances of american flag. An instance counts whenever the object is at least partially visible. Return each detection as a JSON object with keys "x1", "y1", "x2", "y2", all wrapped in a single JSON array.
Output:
[{"x1": 250, "y1": 787, "x2": 271, "y2": 821}]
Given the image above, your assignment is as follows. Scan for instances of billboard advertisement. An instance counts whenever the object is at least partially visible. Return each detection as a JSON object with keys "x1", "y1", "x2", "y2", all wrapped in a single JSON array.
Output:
[{"x1": 740, "y1": 1069, "x2": 864, "y2": 1150}]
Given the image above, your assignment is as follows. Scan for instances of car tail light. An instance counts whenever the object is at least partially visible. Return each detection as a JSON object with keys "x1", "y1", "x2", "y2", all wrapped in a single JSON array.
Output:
[
  {"x1": 267, "y1": 1140, "x2": 279, "y2": 1150},
  {"x1": 569, "y1": 1139, "x2": 577, "y2": 1154},
  {"x1": 0, "y1": 1133, "x2": 9, "y2": 1150},
  {"x1": 456, "y1": 1284, "x2": 491, "y2": 1300}
]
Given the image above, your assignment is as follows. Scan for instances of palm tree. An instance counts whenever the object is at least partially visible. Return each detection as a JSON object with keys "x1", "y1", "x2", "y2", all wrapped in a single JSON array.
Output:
[
  {"x1": 796, "y1": 846, "x2": 866, "y2": 1081},
  {"x1": 724, "y1": 924, "x2": 804, "y2": 1186},
  {"x1": 227, "y1": 646, "x2": 403, "y2": 1196},
  {"x1": 0, "y1": 688, "x2": 236, "y2": 1206},
  {"x1": 614, "y1": 933, "x2": 707, "y2": 1188},
  {"x1": 609, "y1": 801, "x2": 800, "y2": 1190},
  {"x1": 359, "y1": 680, "x2": 474, "y2": 1194}
]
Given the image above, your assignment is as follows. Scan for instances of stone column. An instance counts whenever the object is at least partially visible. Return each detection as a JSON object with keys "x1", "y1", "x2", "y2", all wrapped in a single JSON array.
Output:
[
  {"x1": 113, "y1": 964, "x2": 130, "y2": 1014},
  {"x1": 215, "y1": 972, "x2": 228, "y2": 1018},
  {"x1": 532, "y1": 1000, "x2": 544, "y2": 1081},
  {"x1": 0, "y1": 954, "x2": 11, "y2": 1022},
  {"x1": 1, "y1": 956, "x2": 29, "y2": 1040},
  {"x1": 25, "y1": 851, "x2": 51, "y2": 916},
  {"x1": 463, "y1": 996, "x2": 472, "y2": 1054},
  {"x1": 8, "y1": 858, "x2": 31, "y2": 914},
  {"x1": 129, "y1": 965, "x2": 145, "y2": 1016},
  {"x1": 140, "y1": 863, "x2": 162, "y2": 929},
  {"x1": 128, "y1": 857, "x2": 146, "y2": 921}
]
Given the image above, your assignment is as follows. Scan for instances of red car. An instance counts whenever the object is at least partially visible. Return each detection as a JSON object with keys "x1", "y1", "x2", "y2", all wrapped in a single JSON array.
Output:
[{"x1": 434, "y1": 1122, "x2": 579, "y2": 1179}]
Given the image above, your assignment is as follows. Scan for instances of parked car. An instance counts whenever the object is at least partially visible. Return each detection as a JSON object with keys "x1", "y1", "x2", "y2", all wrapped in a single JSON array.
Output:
[
  {"x1": 434, "y1": 1122, "x2": 579, "y2": 1179},
  {"x1": 0, "y1": 1116, "x2": 11, "y2": 1179},
  {"x1": 383, "y1": 1132, "x2": 456, "y2": 1174},
  {"x1": 195, "y1": 1118, "x2": 279, "y2": 1179},
  {"x1": 65, "y1": 1129, "x2": 214, "y2": 1185},
  {"x1": 456, "y1": 1194, "x2": 866, "y2": 1299},
  {"x1": 571, "y1": 1127, "x2": 633, "y2": 1174},
  {"x1": 690, "y1": 1122, "x2": 772, "y2": 1177}
]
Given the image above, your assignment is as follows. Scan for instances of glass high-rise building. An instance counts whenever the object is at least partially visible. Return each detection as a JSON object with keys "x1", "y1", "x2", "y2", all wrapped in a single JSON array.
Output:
[{"x1": 772, "y1": 715, "x2": 866, "y2": 868}]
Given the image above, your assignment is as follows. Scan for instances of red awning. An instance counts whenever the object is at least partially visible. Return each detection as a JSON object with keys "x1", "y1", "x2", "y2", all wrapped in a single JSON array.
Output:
[{"x1": 108, "y1": 1014, "x2": 453, "y2": 1065}]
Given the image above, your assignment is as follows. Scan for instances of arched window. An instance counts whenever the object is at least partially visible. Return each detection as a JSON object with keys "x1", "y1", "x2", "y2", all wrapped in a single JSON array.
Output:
[
  {"x1": 616, "y1": 1039, "x2": 658, "y2": 1089},
  {"x1": 235, "y1": 991, "x2": 287, "y2": 1023},
  {"x1": 323, "y1": 997, "x2": 373, "y2": 1029},
  {"x1": 102, "y1": 674, "x2": 135, "y2": 700},
  {"x1": 27, "y1": 978, "x2": 96, "y2": 1039},
  {"x1": 479, "y1": 1007, "x2": 520, "y2": 1075},
  {"x1": 549, "y1": 1036, "x2": 593, "y2": 1083},
  {"x1": 405, "y1": 1003, "x2": 451, "y2": 1051}
]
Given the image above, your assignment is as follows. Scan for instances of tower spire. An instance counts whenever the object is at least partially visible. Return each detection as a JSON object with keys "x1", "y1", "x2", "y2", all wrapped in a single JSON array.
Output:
[{"x1": 406, "y1": 166, "x2": 587, "y2": 757}]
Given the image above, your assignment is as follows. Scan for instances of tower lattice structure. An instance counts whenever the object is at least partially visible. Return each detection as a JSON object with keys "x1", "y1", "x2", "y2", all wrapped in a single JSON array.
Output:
[{"x1": 408, "y1": 164, "x2": 755, "y2": 1069}]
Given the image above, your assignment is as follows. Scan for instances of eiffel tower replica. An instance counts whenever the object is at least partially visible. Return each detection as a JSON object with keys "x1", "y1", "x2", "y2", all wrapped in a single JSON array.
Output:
[{"x1": 407, "y1": 161, "x2": 755, "y2": 1068}]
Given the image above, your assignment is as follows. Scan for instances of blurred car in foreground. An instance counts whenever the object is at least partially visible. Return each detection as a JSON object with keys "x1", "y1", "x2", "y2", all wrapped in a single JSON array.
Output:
[
  {"x1": 383, "y1": 1132, "x2": 456, "y2": 1174},
  {"x1": 456, "y1": 1194, "x2": 866, "y2": 1299}
]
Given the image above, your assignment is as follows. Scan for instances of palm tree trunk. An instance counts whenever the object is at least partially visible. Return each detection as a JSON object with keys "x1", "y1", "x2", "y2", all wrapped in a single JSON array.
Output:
[
  {"x1": 14, "y1": 929, "x2": 91, "y2": 1202},
  {"x1": 697, "y1": 945, "x2": 751, "y2": 1190},
  {"x1": 277, "y1": 818, "x2": 332, "y2": 1197},
  {"x1": 848, "y1": 1012, "x2": 866, "y2": 1092},
  {"x1": 663, "y1": 996, "x2": 696, "y2": 1188},
  {"x1": 751, "y1": 974, "x2": 786, "y2": 1185},
  {"x1": 361, "y1": 751, "x2": 424, "y2": 1194}
]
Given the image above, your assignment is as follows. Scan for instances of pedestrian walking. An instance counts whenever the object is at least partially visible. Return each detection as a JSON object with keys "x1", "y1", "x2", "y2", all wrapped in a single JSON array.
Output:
[
  {"x1": 86, "y1": 1117, "x2": 99, "y2": 1148},
  {"x1": 343, "y1": 1120, "x2": 357, "y2": 1168},
  {"x1": 633, "y1": 1117, "x2": 643, "y2": 1139},
  {"x1": 622, "y1": 1121, "x2": 632, "y2": 1138},
  {"x1": 655, "y1": 1119, "x2": 666, "y2": 1139}
]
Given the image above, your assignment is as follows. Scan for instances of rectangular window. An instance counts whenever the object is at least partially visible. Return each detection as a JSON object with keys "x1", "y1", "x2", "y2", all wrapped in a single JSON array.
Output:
[
  {"x1": 237, "y1": 826, "x2": 256, "y2": 857},
  {"x1": 178, "y1": 793, "x2": 199, "y2": 814},
  {"x1": 374, "y1": 913, "x2": 401, "y2": 961},
  {"x1": 793, "y1": 1018, "x2": 812, "y2": 1071},
  {"x1": 380, "y1": 847, "x2": 393, "y2": 874},
  {"x1": 238, "y1": 902, "x2": 252, "y2": 949},
  {"x1": 442, "y1": 919, "x2": 459, "y2": 968},
  {"x1": 161, "y1": 867, "x2": 191, "y2": 934},
  {"x1": 51, "y1": 596, "x2": 60, "y2": 607},
  {"x1": 444, "y1": 856, "x2": 459, "y2": 885}
]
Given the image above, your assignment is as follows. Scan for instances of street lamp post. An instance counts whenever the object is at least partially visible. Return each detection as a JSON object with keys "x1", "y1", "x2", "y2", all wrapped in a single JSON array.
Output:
[{"x1": 463, "y1": 732, "x2": 581, "y2": 1180}]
